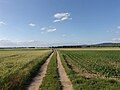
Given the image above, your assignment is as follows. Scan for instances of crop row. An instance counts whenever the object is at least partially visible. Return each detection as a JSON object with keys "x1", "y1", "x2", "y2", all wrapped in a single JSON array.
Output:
[
  {"x1": 60, "y1": 50, "x2": 120, "y2": 77},
  {"x1": 59, "y1": 50, "x2": 120, "y2": 90}
]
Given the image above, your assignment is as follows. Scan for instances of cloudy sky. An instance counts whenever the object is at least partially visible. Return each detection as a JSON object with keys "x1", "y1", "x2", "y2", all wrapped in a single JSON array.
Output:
[{"x1": 0, "y1": 0, "x2": 120, "y2": 47}]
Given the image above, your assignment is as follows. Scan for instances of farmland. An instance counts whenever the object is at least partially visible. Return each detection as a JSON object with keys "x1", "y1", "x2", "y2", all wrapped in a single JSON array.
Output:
[
  {"x1": 59, "y1": 49, "x2": 120, "y2": 90},
  {"x1": 0, "y1": 48, "x2": 120, "y2": 90},
  {"x1": 0, "y1": 49, "x2": 52, "y2": 90}
]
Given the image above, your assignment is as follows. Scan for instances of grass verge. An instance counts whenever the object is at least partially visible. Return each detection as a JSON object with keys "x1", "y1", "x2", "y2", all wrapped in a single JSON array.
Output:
[{"x1": 40, "y1": 51, "x2": 61, "y2": 90}]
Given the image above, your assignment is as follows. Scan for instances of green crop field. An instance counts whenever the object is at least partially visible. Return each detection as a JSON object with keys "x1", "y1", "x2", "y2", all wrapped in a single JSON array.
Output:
[
  {"x1": 0, "y1": 48, "x2": 120, "y2": 90},
  {"x1": 59, "y1": 50, "x2": 120, "y2": 90},
  {"x1": 0, "y1": 49, "x2": 52, "y2": 90}
]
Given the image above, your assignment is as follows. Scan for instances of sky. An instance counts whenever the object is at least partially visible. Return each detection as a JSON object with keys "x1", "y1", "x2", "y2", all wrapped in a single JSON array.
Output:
[{"x1": 0, "y1": 0, "x2": 120, "y2": 47}]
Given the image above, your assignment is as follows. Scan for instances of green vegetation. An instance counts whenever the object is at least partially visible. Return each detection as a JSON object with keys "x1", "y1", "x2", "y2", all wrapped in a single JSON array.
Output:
[
  {"x1": 0, "y1": 49, "x2": 52, "y2": 90},
  {"x1": 1, "y1": 48, "x2": 120, "y2": 90},
  {"x1": 60, "y1": 50, "x2": 120, "y2": 77},
  {"x1": 59, "y1": 50, "x2": 120, "y2": 90},
  {"x1": 40, "y1": 51, "x2": 61, "y2": 90}
]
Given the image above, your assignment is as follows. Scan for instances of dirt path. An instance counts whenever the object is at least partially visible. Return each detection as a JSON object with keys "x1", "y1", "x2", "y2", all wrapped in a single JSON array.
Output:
[
  {"x1": 57, "y1": 51, "x2": 73, "y2": 90},
  {"x1": 27, "y1": 52, "x2": 54, "y2": 90}
]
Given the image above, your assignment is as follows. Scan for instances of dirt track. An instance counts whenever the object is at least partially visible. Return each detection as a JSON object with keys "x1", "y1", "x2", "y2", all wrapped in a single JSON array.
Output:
[
  {"x1": 27, "y1": 52, "x2": 53, "y2": 90},
  {"x1": 57, "y1": 51, "x2": 73, "y2": 90}
]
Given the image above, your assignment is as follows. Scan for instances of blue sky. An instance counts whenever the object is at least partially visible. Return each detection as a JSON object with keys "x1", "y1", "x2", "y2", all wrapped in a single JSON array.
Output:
[{"x1": 0, "y1": 0, "x2": 120, "y2": 47}]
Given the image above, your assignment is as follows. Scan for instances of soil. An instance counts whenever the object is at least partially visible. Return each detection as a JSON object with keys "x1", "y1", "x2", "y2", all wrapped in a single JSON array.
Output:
[{"x1": 57, "y1": 51, "x2": 73, "y2": 90}]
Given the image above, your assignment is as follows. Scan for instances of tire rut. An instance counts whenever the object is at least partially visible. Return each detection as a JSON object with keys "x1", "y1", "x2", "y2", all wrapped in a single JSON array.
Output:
[
  {"x1": 27, "y1": 52, "x2": 54, "y2": 90},
  {"x1": 57, "y1": 51, "x2": 73, "y2": 90}
]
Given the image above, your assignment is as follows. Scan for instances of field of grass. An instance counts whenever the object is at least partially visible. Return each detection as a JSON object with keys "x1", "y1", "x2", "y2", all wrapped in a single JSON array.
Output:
[
  {"x1": 0, "y1": 49, "x2": 52, "y2": 90},
  {"x1": 59, "y1": 50, "x2": 120, "y2": 90},
  {"x1": 40, "y1": 51, "x2": 61, "y2": 90}
]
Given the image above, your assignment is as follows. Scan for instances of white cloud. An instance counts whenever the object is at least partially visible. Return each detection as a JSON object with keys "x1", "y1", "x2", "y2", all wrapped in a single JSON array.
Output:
[
  {"x1": 106, "y1": 27, "x2": 120, "y2": 34},
  {"x1": 0, "y1": 21, "x2": 6, "y2": 26},
  {"x1": 41, "y1": 27, "x2": 46, "y2": 31},
  {"x1": 40, "y1": 26, "x2": 57, "y2": 33},
  {"x1": 0, "y1": 39, "x2": 17, "y2": 47},
  {"x1": 29, "y1": 23, "x2": 36, "y2": 27},
  {"x1": 54, "y1": 12, "x2": 71, "y2": 22},
  {"x1": 47, "y1": 28, "x2": 56, "y2": 32},
  {"x1": 18, "y1": 40, "x2": 50, "y2": 47},
  {"x1": 0, "y1": 39, "x2": 82, "y2": 47},
  {"x1": 106, "y1": 25, "x2": 120, "y2": 34},
  {"x1": 54, "y1": 19, "x2": 61, "y2": 23},
  {"x1": 117, "y1": 26, "x2": 120, "y2": 29},
  {"x1": 112, "y1": 38, "x2": 120, "y2": 41},
  {"x1": 0, "y1": 39, "x2": 49, "y2": 47},
  {"x1": 62, "y1": 34, "x2": 75, "y2": 38}
]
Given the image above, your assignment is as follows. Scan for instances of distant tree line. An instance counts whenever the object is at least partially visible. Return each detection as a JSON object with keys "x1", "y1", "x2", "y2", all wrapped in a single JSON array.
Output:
[{"x1": 51, "y1": 43, "x2": 120, "y2": 48}]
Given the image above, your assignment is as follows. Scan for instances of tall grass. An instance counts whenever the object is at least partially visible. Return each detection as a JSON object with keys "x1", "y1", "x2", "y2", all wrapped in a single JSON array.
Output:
[{"x1": 0, "y1": 50, "x2": 52, "y2": 90}]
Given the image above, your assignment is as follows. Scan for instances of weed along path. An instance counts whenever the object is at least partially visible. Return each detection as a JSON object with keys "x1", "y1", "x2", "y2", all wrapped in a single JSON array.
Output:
[
  {"x1": 57, "y1": 51, "x2": 73, "y2": 90},
  {"x1": 27, "y1": 52, "x2": 54, "y2": 90}
]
